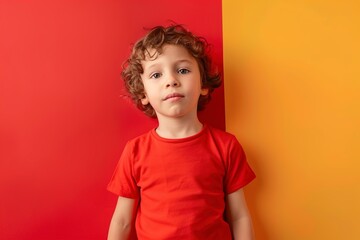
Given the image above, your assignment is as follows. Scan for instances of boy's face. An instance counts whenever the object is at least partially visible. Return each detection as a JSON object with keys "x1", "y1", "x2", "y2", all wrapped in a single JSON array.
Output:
[{"x1": 140, "y1": 44, "x2": 208, "y2": 120}]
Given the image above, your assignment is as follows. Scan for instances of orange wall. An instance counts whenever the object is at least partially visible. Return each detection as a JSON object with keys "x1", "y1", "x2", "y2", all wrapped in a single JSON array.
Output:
[{"x1": 223, "y1": 1, "x2": 360, "y2": 239}]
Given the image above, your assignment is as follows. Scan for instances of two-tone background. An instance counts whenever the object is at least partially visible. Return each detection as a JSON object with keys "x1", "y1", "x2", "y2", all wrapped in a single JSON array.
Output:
[{"x1": 1, "y1": 0, "x2": 359, "y2": 239}]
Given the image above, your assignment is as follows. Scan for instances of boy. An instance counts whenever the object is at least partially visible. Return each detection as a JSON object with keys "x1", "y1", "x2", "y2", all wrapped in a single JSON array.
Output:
[{"x1": 107, "y1": 25, "x2": 256, "y2": 240}]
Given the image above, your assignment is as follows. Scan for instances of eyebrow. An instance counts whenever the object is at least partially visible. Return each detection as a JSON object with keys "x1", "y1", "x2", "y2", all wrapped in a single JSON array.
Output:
[{"x1": 176, "y1": 59, "x2": 193, "y2": 64}]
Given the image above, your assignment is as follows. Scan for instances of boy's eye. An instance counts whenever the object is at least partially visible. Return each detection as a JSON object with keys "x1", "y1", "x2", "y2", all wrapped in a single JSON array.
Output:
[
  {"x1": 150, "y1": 73, "x2": 162, "y2": 79},
  {"x1": 178, "y1": 68, "x2": 190, "y2": 74}
]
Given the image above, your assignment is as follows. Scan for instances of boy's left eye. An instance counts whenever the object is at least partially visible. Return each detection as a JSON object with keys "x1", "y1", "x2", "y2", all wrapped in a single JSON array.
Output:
[
  {"x1": 178, "y1": 68, "x2": 190, "y2": 74},
  {"x1": 150, "y1": 72, "x2": 162, "y2": 79}
]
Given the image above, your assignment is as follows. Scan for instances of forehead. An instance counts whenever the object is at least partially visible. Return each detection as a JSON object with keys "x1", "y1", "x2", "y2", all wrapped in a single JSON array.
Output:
[{"x1": 142, "y1": 44, "x2": 194, "y2": 62}]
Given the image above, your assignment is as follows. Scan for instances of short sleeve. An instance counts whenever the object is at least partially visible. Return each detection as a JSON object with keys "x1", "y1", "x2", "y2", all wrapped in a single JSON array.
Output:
[
  {"x1": 107, "y1": 142, "x2": 139, "y2": 199},
  {"x1": 224, "y1": 137, "x2": 256, "y2": 194}
]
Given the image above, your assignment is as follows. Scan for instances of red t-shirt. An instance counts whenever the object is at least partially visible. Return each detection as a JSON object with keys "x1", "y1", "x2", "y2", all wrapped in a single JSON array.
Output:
[{"x1": 107, "y1": 125, "x2": 255, "y2": 239}]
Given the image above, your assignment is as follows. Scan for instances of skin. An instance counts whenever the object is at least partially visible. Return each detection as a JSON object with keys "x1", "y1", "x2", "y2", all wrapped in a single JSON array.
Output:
[
  {"x1": 140, "y1": 44, "x2": 209, "y2": 139},
  {"x1": 107, "y1": 44, "x2": 254, "y2": 240},
  {"x1": 226, "y1": 189, "x2": 255, "y2": 239},
  {"x1": 107, "y1": 197, "x2": 136, "y2": 240}
]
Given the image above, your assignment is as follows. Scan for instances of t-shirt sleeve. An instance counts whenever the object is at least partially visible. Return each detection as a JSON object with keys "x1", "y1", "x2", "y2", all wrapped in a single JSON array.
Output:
[
  {"x1": 107, "y1": 142, "x2": 139, "y2": 199},
  {"x1": 224, "y1": 136, "x2": 256, "y2": 194}
]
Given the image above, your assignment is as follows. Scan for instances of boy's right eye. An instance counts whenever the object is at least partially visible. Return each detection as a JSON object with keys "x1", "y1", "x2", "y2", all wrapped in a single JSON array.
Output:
[{"x1": 150, "y1": 73, "x2": 161, "y2": 79}]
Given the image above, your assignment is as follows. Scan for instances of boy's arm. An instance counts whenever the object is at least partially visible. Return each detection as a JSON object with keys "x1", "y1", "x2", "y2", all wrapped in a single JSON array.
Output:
[
  {"x1": 108, "y1": 196, "x2": 138, "y2": 240},
  {"x1": 226, "y1": 188, "x2": 254, "y2": 240}
]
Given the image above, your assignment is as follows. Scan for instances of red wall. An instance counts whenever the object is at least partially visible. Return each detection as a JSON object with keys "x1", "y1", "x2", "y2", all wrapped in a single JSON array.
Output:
[{"x1": 0, "y1": 0, "x2": 223, "y2": 239}]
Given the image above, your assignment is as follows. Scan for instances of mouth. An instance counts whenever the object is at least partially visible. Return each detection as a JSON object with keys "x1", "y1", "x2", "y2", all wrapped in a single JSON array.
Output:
[{"x1": 163, "y1": 93, "x2": 184, "y2": 101}]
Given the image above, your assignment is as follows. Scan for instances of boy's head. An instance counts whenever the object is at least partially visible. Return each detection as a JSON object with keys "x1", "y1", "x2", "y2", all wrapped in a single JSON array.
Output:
[{"x1": 122, "y1": 24, "x2": 221, "y2": 118}]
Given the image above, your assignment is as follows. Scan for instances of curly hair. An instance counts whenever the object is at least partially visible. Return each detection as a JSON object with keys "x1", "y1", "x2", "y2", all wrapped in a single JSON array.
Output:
[{"x1": 121, "y1": 24, "x2": 221, "y2": 118}]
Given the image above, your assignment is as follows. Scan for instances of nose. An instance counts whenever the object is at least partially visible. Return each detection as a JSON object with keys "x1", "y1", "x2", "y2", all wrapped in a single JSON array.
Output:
[{"x1": 165, "y1": 72, "x2": 180, "y2": 88}]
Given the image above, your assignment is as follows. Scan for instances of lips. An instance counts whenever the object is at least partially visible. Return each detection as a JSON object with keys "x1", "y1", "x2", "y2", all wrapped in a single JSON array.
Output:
[{"x1": 163, "y1": 93, "x2": 184, "y2": 101}]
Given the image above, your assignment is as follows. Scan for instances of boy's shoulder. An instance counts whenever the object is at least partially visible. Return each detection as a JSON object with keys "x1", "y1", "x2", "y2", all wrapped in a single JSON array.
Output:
[
  {"x1": 206, "y1": 124, "x2": 237, "y2": 140},
  {"x1": 126, "y1": 129, "x2": 153, "y2": 145}
]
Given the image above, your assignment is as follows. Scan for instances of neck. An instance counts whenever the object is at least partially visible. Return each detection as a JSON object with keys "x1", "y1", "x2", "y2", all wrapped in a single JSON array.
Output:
[{"x1": 155, "y1": 113, "x2": 203, "y2": 139}]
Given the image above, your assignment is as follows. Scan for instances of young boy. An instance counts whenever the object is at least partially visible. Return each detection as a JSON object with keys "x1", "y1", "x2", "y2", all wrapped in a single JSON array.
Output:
[{"x1": 107, "y1": 25, "x2": 256, "y2": 240}]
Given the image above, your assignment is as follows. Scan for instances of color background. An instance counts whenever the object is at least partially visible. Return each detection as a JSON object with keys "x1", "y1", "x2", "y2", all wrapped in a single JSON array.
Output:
[
  {"x1": 0, "y1": 0, "x2": 223, "y2": 239},
  {"x1": 1, "y1": 0, "x2": 360, "y2": 239},
  {"x1": 223, "y1": 0, "x2": 360, "y2": 239}
]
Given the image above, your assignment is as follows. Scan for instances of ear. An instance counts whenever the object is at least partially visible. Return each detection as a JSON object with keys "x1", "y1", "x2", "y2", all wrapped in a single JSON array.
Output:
[
  {"x1": 141, "y1": 95, "x2": 149, "y2": 105},
  {"x1": 200, "y1": 88, "x2": 209, "y2": 96}
]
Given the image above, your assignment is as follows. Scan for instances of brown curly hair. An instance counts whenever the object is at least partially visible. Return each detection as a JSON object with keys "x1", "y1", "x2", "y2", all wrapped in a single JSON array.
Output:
[{"x1": 121, "y1": 24, "x2": 221, "y2": 118}]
